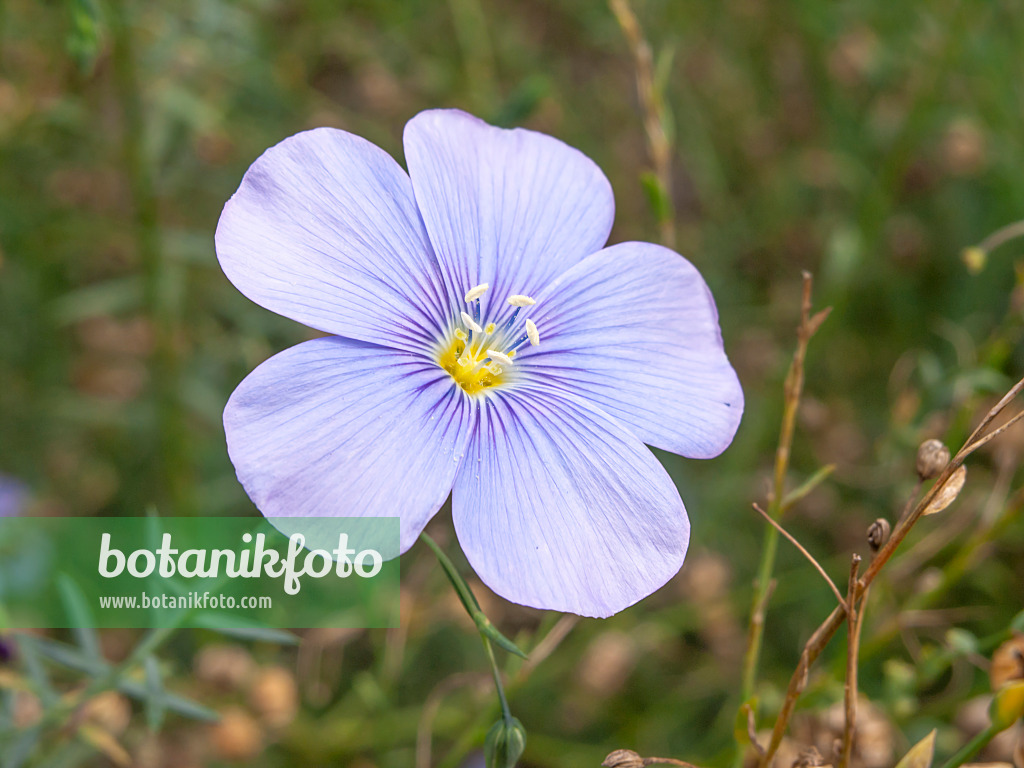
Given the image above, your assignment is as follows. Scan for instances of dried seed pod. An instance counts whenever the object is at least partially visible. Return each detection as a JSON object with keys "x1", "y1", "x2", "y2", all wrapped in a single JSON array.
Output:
[
  {"x1": 916, "y1": 439, "x2": 951, "y2": 480},
  {"x1": 602, "y1": 749, "x2": 645, "y2": 768},
  {"x1": 867, "y1": 518, "x2": 891, "y2": 552},
  {"x1": 991, "y1": 635, "x2": 1024, "y2": 690},
  {"x1": 922, "y1": 465, "x2": 967, "y2": 515}
]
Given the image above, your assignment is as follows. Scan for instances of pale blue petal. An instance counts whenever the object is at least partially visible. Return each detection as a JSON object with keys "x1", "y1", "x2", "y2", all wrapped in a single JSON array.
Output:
[
  {"x1": 403, "y1": 109, "x2": 614, "y2": 320},
  {"x1": 224, "y1": 337, "x2": 472, "y2": 551},
  {"x1": 521, "y1": 242, "x2": 743, "y2": 458},
  {"x1": 451, "y1": 386, "x2": 688, "y2": 618},
  {"x1": 216, "y1": 128, "x2": 450, "y2": 355}
]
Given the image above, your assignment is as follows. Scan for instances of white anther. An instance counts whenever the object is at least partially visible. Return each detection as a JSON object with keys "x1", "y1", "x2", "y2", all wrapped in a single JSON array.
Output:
[
  {"x1": 457, "y1": 355, "x2": 472, "y2": 367},
  {"x1": 507, "y1": 294, "x2": 536, "y2": 307},
  {"x1": 486, "y1": 363, "x2": 503, "y2": 375},
  {"x1": 525, "y1": 319, "x2": 540, "y2": 347},
  {"x1": 460, "y1": 311, "x2": 483, "y2": 333},
  {"x1": 464, "y1": 283, "x2": 490, "y2": 302},
  {"x1": 486, "y1": 349, "x2": 514, "y2": 366}
]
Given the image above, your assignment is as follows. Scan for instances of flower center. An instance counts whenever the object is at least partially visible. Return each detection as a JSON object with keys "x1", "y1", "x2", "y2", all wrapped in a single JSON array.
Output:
[{"x1": 437, "y1": 284, "x2": 541, "y2": 396}]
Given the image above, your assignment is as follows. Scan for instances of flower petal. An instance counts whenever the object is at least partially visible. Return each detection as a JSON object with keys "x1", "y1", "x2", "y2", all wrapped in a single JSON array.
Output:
[
  {"x1": 523, "y1": 242, "x2": 743, "y2": 458},
  {"x1": 224, "y1": 337, "x2": 472, "y2": 551},
  {"x1": 451, "y1": 386, "x2": 688, "y2": 618},
  {"x1": 403, "y1": 109, "x2": 614, "y2": 319},
  {"x1": 216, "y1": 128, "x2": 450, "y2": 354}
]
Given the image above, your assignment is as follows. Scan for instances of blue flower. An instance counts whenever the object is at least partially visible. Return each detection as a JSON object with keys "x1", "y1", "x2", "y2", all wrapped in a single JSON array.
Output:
[{"x1": 216, "y1": 109, "x2": 743, "y2": 618}]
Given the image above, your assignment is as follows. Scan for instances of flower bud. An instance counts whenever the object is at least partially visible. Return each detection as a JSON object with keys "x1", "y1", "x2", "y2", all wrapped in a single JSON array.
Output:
[
  {"x1": 867, "y1": 518, "x2": 891, "y2": 552},
  {"x1": 602, "y1": 749, "x2": 645, "y2": 768},
  {"x1": 991, "y1": 635, "x2": 1024, "y2": 690},
  {"x1": 916, "y1": 439, "x2": 950, "y2": 480},
  {"x1": 485, "y1": 717, "x2": 526, "y2": 768},
  {"x1": 990, "y1": 680, "x2": 1024, "y2": 732}
]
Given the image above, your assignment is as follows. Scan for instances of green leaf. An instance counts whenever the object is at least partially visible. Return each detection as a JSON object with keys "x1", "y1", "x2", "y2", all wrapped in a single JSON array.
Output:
[
  {"x1": 57, "y1": 572, "x2": 101, "y2": 661},
  {"x1": 1, "y1": 725, "x2": 41, "y2": 768},
  {"x1": 421, "y1": 534, "x2": 527, "y2": 659},
  {"x1": 144, "y1": 655, "x2": 166, "y2": 732},
  {"x1": 15, "y1": 636, "x2": 57, "y2": 707},
  {"x1": 640, "y1": 171, "x2": 672, "y2": 224},
  {"x1": 192, "y1": 615, "x2": 299, "y2": 645},
  {"x1": 65, "y1": 0, "x2": 103, "y2": 74},
  {"x1": 474, "y1": 613, "x2": 527, "y2": 660},
  {"x1": 781, "y1": 465, "x2": 836, "y2": 511},
  {"x1": 30, "y1": 638, "x2": 219, "y2": 722}
]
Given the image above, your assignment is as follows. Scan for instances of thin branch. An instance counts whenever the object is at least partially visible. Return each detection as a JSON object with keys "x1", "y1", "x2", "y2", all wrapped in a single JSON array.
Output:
[
  {"x1": 740, "y1": 273, "x2": 830, "y2": 760},
  {"x1": 960, "y1": 377, "x2": 1024, "y2": 456},
  {"x1": 608, "y1": 0, "x2": 676, "y2": 247},
  {"x1": 963, "y1": 408, "x2": 1024, "y2": 455},
  {"x1": 752, "y1": 503, "x2": 847, "y2": 611},
  {"x1": 517, "y1": 615, "x2": 579, "y2": 681},
  {"x1": 977, "y1": 219, "x2": 1024, "y2": 254},
  {"x1": 839, "y1": 555, "x2": 862, "y2": 768},
  {"x1": 760, "y1": 374, "x2": 1024, "y2": 768}
]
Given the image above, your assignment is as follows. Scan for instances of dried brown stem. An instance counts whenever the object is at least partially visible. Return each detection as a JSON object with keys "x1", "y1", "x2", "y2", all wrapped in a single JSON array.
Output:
[
  {"x1": 752, "y1": 503, "x2": 847, "y2": 611},
  {"x1": 839, "y1": 555, "x2": 863, "y2": 768},
  {"x1": 740, "y1": 273, "x2": 831, "y2": 739},
  {"x1": 608, "y1": 0, "x2": 675, "y2": 248},
  {"x1": 758, "y1": 374, "x2": 1024, "y2": 768}
]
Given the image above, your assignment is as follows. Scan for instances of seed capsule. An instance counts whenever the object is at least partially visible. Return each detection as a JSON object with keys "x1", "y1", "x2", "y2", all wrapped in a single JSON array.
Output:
[
  {"x1": 916, "y1": 439, "x2": 950, "y2": 480},
  {"x1": 867, "y1": 518, "x2": 891, "y2": 552},
  {"x1": 602, "y1": 749, "x2": 644, "y2": 768}
]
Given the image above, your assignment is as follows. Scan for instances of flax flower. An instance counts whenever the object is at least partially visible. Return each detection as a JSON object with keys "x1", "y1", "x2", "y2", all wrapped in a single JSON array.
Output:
[{"x1": 216, "y1": 109, "x2": 743, "y2": 617}]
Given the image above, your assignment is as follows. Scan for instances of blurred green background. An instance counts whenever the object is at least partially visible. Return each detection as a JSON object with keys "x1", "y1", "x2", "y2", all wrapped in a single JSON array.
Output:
[{"x1": 2, "y1": 0, "x2": 1024, "y2": 766}]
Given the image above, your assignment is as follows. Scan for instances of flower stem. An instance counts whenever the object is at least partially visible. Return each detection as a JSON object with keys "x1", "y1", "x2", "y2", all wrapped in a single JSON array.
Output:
[
  {"x1": 938, "y1": 725, "x2": 998, "y2": 768},
  {"x1": 420, "y1": 532, "x2": 521, "y2": 728}
]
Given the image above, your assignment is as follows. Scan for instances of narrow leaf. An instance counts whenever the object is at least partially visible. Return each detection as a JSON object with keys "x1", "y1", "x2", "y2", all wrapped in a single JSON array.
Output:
[
  {"x1": 144, "y1": 655, "x2": 166, "y2": 732},
  {"x1": 475, "y1": 613, "x2": 528, "y2": 660},
  {"x1": 192, "y1": 615, "x2": 299, "y2": 645},
  {"x1": 57, "y1": 573, "x2": 101, "y2": 661}
]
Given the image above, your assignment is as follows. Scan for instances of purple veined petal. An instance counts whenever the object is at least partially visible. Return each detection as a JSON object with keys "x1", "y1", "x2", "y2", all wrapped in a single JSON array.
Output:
[
  {"x1": 224, "y1": 336, "x2": 473, "y2": 552},
  {"x1": 403, "y1": 109, "x2": 614, "y2": 321},
  {"x1": 451, "y1": 386, "x2": 688, "y2": 618},
  {"x1": 522, "y1": 241, "x2": 744, "y2": 459},
  {"x1": 216, "y1": 128, "x2": 452, "y2": 355}
]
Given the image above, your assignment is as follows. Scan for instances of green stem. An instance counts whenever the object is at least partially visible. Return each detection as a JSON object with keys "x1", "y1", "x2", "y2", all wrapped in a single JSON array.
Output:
[
  {"x1": 420, "y1": 533, "x2": 517, "y2": 733},
  {"x1": 939, "y1": 725, "x2": 998, "y2": 768},
  {"x1": 482, "y1": 635, "x2": 513, "y2": 725}
]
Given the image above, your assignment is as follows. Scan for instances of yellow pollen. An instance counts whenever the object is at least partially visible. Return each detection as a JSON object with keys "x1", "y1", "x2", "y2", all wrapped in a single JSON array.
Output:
[
  {"x1": 439, "y1": 337, "x2": 507, "y2": 395},
  {"x1": 484, "y1": 322, "x2": 496, "y2": 334}
]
